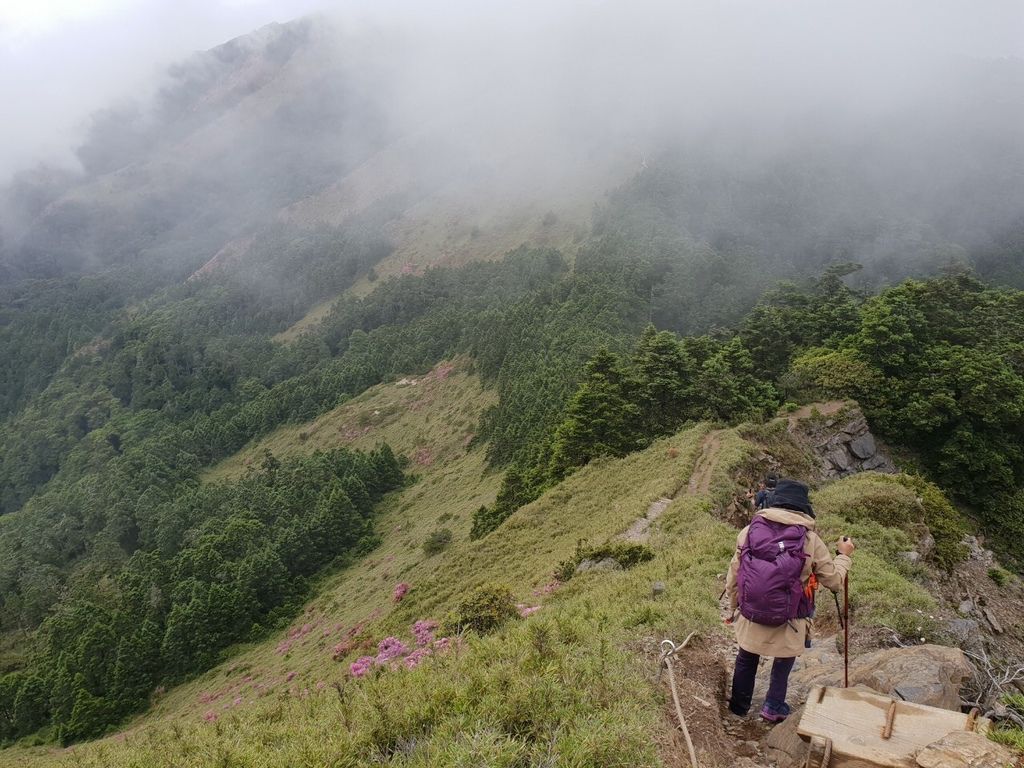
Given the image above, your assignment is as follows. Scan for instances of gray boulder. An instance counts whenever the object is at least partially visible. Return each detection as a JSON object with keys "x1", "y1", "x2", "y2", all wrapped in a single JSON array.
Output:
[{"x1": 849, "y1": 433, "x2": 877, "y2": 460}]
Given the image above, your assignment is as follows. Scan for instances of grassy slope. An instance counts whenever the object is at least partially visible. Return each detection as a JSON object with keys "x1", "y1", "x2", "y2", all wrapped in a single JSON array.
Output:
[
  {"x1": 272, "y1": 189, "x2": 592, "y2": 343},
  {"x1": 9, "y1": 401, "x2": 953, "y2": 766}
]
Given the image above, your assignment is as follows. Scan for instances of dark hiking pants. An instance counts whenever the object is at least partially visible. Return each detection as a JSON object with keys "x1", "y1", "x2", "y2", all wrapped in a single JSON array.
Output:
[{"x1": 728, "y1": 648, "x2": 795, "y2": 715}]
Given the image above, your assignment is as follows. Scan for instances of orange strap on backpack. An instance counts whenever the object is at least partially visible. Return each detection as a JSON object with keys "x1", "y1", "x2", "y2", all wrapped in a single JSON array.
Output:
[{"x1": 804, "y1": 572, "x2": 819, "y2": 600}]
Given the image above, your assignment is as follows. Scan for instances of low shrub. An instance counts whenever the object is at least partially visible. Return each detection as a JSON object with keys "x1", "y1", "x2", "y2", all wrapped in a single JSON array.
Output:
[
  {"x1": 442, "y1": 584, "x2": 519, "y2": 635},
  {"x1": 988, "y1": 567, "x2": 1011, "y2": 587},
  {"x1": 422, "y1": 528, "x2": 453, "y2": 556},
  {"x1": 990, "y1": 694, "x2": 1024, "y2": 750},
  {"x1": 555, "y1": 541, "x2": 655, "y2": 582},
  {"x1": 812, "y1": 473, "x2": 968, "y2": 568}
]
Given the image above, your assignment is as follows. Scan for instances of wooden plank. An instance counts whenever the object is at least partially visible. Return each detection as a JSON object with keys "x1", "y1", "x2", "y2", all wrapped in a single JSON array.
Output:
[{"x1": 797, "y1": 686, "x2": 990, "y2": 768}]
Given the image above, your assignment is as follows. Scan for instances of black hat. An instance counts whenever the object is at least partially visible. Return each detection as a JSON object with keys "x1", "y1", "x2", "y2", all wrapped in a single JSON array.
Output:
[
  {"x1": 769, "y1": 479, "x2": 815, "y2": 518},
  {"x1": 765, "y1": 472, "x2": 779, "y2": 489}
]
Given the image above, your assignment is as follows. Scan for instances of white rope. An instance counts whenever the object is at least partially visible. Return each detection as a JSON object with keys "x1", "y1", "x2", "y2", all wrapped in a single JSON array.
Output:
[{"x1": 658, "y1": 633, "x2": 700, "y2": 768}]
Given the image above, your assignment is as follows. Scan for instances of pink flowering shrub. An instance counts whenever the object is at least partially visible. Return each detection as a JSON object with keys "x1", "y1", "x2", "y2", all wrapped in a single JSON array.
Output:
[
  {"x1": 350, "y1": 656, "x2": 374, "y2": 677},
  {"x1": 286, "y1": 671, "x2": 296, "y2": 682},
  {"x1": 412, "y1": 619, "x2": 438, "y2": 646},
  {"x1": 275, "y1": 639, "x2": 293, "y2": 655},
  {"x1": 202, "y1": 710, "x2": 218, "y2": 723},
  {"x1": 393, "y1": 582, "x2": 410, "y2": 602},
  {"x1": 375, "y1": 636, "x2": 408, "y2": 663},
  {"x1": 404, "y1": 648, "x2": 432, "y2": 669},
  {"x1": 517, "y1": 604, "x2": 541, "y2": 618},
  {"x1": 232, "y1": 696, "x2": 243, "y2": 707}
]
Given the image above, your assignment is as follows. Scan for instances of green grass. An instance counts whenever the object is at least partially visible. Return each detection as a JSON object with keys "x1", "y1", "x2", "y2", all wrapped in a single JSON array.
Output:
[
  {"x1": 812, "y1": 475, "x2": 939, "y2": 638},
  {"x1": 204, "y1": 358, "x2": 494, "y2": 483},
  {"x1": 6, "y1": 407, "x2": 977, "y2": 767}
]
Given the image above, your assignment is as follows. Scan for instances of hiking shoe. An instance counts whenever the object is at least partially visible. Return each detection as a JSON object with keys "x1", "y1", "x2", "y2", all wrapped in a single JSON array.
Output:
[{"x1": 760, "y1": 701, "x2": 791, "y2": 723}]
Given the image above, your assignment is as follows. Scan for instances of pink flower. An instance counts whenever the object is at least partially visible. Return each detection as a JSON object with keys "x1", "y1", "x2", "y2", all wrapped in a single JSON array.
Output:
[
  {"x1": 276, "y1": 639, "x2": 293, "y2": 655},
  {"x1": 286, "y1": 671, "x2": 296, "y2": 682},
  {"x1": 393, "y1": 582, "x2": 410, "y2": 602},
  {"x1": 316, "y1": 680, "x2": 326, "y2": 691},
  {"x1": 203, "y1": 710, "x2": 218, "y2": 723},
  {"x1": 232, "y1": 696, "x2": 243, "y2": 707},
  {"x1": 433, "y1": 637, "x2": 452, "y2": 652},
  {"x1": 350, "y1": 656, "x2": 374, "y2": 677},
  {"x1": 412, "y1": 619, "x2": 438, "y2": 646},
  {"x1": 517, "y1": 604, "x2": 541, "y2": 618},
  {"x1": 404, "y1": 648, "x2": 432, "y2": 669},
  {"x1": 375, "y1": 636, "x2": 408, "y2": 663}
]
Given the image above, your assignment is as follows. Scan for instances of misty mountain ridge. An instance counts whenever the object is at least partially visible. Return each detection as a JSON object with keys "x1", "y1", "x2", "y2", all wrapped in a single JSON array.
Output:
[{"x1": 2, "y1": 13, "x2": 1022, "y2": 291}]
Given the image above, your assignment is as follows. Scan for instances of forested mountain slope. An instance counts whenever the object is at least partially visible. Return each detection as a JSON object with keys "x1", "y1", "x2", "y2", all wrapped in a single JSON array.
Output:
[{"x1": 0, "y1": 10, "x2": 1023, "y2": 763}]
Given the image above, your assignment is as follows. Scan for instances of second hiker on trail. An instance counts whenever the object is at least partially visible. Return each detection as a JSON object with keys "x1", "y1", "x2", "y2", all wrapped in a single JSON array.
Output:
[{"x1": 724, "y1": 478, "x2": 855, "y2": 722}]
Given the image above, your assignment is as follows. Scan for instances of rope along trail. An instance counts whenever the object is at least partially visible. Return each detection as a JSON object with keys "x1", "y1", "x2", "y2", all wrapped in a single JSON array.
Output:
[{"x1": 658, "y1": 632, "x2": 700, "y2": 768}]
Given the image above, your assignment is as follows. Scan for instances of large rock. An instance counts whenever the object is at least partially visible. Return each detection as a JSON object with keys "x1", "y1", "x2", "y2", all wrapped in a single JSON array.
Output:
[
  {"x1": 849, "y1": 433, "x2": 877, "y2": 460},
  {"x1": 851, "y1": 645, "x2": 973, "y2": 709},
  {"x1": 827, "y1": 447, "x2": 853, "y2": 473},
  {"x1": 789, "y1": 644, "x2": 973, "y2": 710},
  {"x1": 791, "y1": 405, "x2": 896, "y2": 480},
  {"x1": 915, "y1": 731, "x2": 1015, "y2": 768}
]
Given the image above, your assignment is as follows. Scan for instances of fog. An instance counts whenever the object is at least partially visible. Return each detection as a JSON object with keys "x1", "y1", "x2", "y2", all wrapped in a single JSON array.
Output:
[
  {"x1": 1, "y1": 0, "x2": 1023, "y2": 283},
  {"x1": 4, "y1": 0, "x2": 1021, "y2": 180}
]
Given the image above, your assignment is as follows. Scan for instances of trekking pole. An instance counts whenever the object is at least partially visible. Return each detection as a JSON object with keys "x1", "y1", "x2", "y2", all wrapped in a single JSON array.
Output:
[{"x1": 843, "y1": 574, "x2": 849, "y2": 689}]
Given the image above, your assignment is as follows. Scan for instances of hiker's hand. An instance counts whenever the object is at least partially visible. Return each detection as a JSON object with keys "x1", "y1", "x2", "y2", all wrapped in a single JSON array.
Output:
[
  {"x1": 837, "y1": 536, "x2": 855, "y2": 556},
  {"x1": 721, "y1": 608, "x2": 736, "y2": 625}
]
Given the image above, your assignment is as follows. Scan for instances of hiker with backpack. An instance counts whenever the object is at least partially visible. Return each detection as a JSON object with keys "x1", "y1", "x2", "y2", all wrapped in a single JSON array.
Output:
[
  {"x1": 723, "y1": 478, "x2": 854, "y2": 722},
  {"x1": 754, "y1": 472, "x2": 778, "y2": 510}
]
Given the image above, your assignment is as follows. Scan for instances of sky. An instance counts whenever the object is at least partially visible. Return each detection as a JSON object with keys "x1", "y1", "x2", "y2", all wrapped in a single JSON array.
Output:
[{"x1": 0, "y1": 0, "x2": 1022, "y2": 181}]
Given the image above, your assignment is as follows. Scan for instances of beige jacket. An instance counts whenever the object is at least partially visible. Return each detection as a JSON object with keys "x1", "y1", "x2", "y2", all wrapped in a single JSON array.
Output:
[{"x1": 725, "y1": 508, "x2": 851, "y2": 658}]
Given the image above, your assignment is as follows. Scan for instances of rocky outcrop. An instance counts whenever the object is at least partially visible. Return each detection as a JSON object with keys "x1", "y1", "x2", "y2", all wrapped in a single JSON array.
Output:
[
  {"x1": 916, "y1": 731, "x2": 1015, "y2": 768},
  {"x1": 790, "y1": 404, "x2": 896, "y2": 479},
  {"x1": 764, "y1": 644, "x2": 976, "y2": 767}
]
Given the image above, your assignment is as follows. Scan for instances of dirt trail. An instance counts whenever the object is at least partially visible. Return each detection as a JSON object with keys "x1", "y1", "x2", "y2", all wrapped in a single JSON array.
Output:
[
  {"x1": 620, "y1": 430, "x2": 726, "y2": 543},
  {"x1": 621, "y1": 497, "x2": 674, "y2": 543},
  {"x1": 687, "y1": 429, "x2": 725, "y2": 496}
]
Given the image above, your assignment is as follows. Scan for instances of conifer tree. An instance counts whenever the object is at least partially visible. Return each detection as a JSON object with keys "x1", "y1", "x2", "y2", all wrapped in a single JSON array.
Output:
[
  {"x1": 631, "y1": 324, "x2": 696, "y2": 435},
  {"x1": 548, "y1": 348, "x2": 641, "y2": 480}
]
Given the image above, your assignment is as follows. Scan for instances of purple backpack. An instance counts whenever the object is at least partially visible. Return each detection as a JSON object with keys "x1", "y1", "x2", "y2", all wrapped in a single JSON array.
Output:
[{"x1": 737, "y1": 516, "x2": 812, "y2": 626}]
